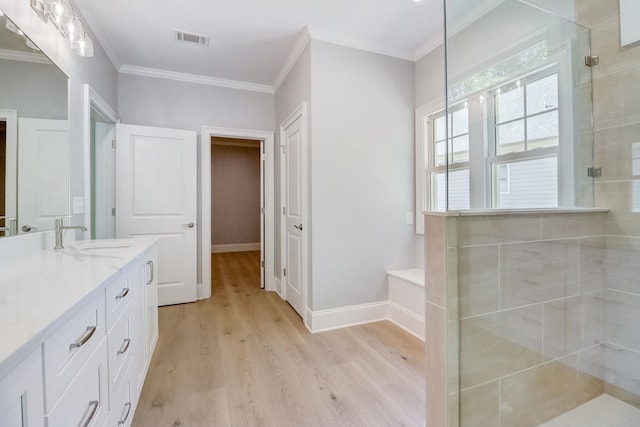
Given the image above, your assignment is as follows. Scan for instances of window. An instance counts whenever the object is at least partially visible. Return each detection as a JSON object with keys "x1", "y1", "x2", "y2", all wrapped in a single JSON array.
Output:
[
  {"x1": 425, "y1": 104, "x2": 470, "y2": 212},
  {"x1": 416, "y1": 62, "x2": 572, "y2": 233},
  {"x1": 489, "y1": 69, "x2": 559, "y2": 209}
]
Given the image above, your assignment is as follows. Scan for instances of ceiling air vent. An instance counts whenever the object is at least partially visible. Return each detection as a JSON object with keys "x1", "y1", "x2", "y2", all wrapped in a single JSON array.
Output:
[{"x1": 175, "y1": 31, "x2": 210, "y2": 47}]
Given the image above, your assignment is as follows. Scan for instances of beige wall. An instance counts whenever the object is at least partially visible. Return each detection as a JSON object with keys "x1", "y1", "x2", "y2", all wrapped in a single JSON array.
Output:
[{"x1": 211, "y1": 139, "x2": 261, "y2": 246}]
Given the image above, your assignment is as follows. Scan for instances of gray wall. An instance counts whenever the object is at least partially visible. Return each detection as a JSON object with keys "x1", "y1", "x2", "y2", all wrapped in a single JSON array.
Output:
[
  {"x1": 0, "y1": 60, "x2": 68, "y2": 119},
  {"x1": 274, "y1": 42, "x2": 312, "y2": 296},
  {"x1": 211, "y1": 143, "x2": 261, "y2": 245},
  {"x1": 310, "y1": 40, "x2": 416, "y2": 310},
  {"x1": 117, "y1": 74, "x2": 275, "y2": 131}
]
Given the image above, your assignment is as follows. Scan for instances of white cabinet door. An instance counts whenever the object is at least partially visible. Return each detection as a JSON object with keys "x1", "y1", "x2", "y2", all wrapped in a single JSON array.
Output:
[
  {"x1": 0, "y1": 349, "x2": 44, "y2": 427},
  {"x1": 116, "y1": 124, "x2": 197, "y2": 306}
]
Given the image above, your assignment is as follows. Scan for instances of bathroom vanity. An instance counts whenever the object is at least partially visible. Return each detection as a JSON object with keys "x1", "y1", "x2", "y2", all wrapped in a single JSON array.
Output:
[{"x1": 0, "y1": 238, "x2": 158, "y2": 427}]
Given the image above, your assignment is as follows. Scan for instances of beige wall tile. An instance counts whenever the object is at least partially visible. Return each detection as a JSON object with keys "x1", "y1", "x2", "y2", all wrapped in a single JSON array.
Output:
[
  {"x1": 501, "y1": 240, "x2": 579, "y2": 309},
  {"x1": 426, "y1": 215, "x2": 447, "y2": 307},
  {"x1": 575, "y1": 0, "x2": 619, "y2": 29},
  {"x1": 457, "y1": 215, "x2": 541, "y2": 246},
  {"x1": 592, "y1": 17, "x2": 640, "y2": 79},
  {"x1": 458, "y1": 245, "x2": 499, "y2": 318},
  {"x1": 606, "y1": 236, "x2": 640, "y2": 294},
  {"x1": 593, "y1": 66, "x2": 640, "y2": 130},
  {"x1": 543, "y1": 294, "x2": 604, "y2": 360},
  {"x1": 426, "y1": 302, "x2": 448, "y2": 427},
  {"x1": 447, "y1": 247, "x2": 460, "y2": 321},
  {"x1": 594, "y1": 123, "x2": 640, "y2": 182},
  {"x1": 460, "y1": 305, "x2": 542, "y2": 389},
  {"x1": 540, "y1": 212, "x2": 607, "y2": 239},
  {"x1": 604, "y1": 344, "x2": 640, "y2": 408},
  {"x1": 578, "y1": 345, "x2": 606, "y2": 405},
  {"x1": 606, "y1": 290, "x2": 640, "y2": 352},
  {"x1": 580, "y1": 237, "x2": 608, "y2": 293},
  {"x1": 460, "y1": 382, "x2": 499, "y2": 427},
  {"x1": 500, "y1": 356, "x2": 579, "y2": 427}
]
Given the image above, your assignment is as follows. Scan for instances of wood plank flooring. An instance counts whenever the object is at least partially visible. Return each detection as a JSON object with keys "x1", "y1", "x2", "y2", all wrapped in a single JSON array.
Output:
[{"x1": 132, "y1": 251, "x2": 425, "y2": 427}]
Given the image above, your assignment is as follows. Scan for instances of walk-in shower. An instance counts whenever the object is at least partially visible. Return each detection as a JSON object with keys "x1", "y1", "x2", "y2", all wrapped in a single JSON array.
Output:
[{"x1": 423, "y1": 0, "x2": 640, "y2": 426}]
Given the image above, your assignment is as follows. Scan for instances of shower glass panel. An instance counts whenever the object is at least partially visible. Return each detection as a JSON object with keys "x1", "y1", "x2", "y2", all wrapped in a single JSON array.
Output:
[{"x1": 443, "y1": 0, "x2": 594, "y2": 211}]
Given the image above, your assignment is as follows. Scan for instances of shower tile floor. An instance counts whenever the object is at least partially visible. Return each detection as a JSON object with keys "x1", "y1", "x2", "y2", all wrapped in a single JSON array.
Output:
[{"x1": 538, "y1": 394, "x2": 640, "y2": 427}]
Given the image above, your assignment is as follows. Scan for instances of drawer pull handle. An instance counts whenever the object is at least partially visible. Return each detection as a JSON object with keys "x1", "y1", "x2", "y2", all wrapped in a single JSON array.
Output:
[
  {"x1": 146, "y1": 260, "x2": 154, "y2": 285},
  {"x1": 69, "y1": 326, "x2": 97, "y2": 350},
  {"x1": 118, "y1": 402, "x2": 132, "y2": 425},
  {"x1": 116, "y1": 288, "x2": 130, "y2": 300},
  {"x1": 117, "y1": 338, "x2": 131, "y2": 355},
  {"x1": 79, "y1": 400, "x2": 99, "y2": 427}
]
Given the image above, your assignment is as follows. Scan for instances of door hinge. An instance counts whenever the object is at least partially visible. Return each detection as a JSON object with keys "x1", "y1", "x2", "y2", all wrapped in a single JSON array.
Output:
[
  {"x1": 585, "y1": 55, "x2": 599, "y2": 67},
  {"x1": 111, "y1": 208, "x2": 116, "y2": 216},
  {"x1": 111, "y1": 139, "x2": 116, "y2": 149},
  {"x1": 261, "y1": 207, "x2": 264, "y2": 214},
  {"x1": 261, "y1": 260, "x2": 264, "y2": 268},
  {"x1": 283, "y1": 268, "x2": 286, "y2": 277},
  {"x1": 587, "y1": 167, "x2": 602, "y2": 177},
  {"x1": 283, "y1": 207, "x2": 286, "y2": 215}
]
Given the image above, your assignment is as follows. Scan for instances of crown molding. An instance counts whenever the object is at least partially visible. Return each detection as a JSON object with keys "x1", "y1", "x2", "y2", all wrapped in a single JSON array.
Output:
[
  {"x1": 272, "y1": 27, "x2": 311, "y2": 92},
  {"x1": 119, "y1": 64, "x2": 275, "y2": 94},
  {"x1": 0, "y1": 48, "x2": 50, "y2": 64},
  {"x1": 414, "y1": 34, "x2": 444, "y2": 61}
]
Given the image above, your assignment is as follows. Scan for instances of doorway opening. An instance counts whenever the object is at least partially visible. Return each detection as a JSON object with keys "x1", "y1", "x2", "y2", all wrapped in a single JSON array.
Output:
[
  {"x1": 200, "y1": 126, "x2": 275, "y2": 299},
  {"x1": 211, "y1": 137, "x2": 263, "y2": 288},
  {"x1": 89, "y1": 105, "x2": 116, "y2": 239}
]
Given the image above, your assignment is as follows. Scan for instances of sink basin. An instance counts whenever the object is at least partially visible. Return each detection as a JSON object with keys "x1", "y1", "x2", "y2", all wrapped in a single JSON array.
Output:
[{"x1": 70, "y1": 239, "x2": 134, "y2": 253}]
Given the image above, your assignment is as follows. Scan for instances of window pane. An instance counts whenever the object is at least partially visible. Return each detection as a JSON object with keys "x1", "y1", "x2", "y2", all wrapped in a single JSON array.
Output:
[
  {"x1": 433, "y1": 169, "x2": 470, "y2": 211},
  {"x1": 497, "y1": 120, "x2": 525, "y2": 155},
  {"x1": 497, "y1": 86, "x2": 524, "y2": 123},
  {"x1": 451, "y1": 107, "x2": 469, "y2": 137},
  {"x1": 434, "y1": 115, "x2": 446, "y2": 141},
  {"x1": 494, "y1": 157, "x2": 558, "y2": 209},
  {"x1": 434, "y1": 141, "x2": 446, "y2": 166},
  {"x1": 527, "y1": 74, "x2": 558, "y2": 115},
  {"x1": 452, "y1": 135, "x2": 469, "y2": 163},
  {"x1": 527, "y1": 111, "x2": 559, "y2": 149}
]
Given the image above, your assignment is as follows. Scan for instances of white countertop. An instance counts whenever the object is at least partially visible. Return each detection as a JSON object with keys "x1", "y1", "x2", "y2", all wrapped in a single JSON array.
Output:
[{"x1": 0, "y1": 238, "x2": 156, "y2": 379}]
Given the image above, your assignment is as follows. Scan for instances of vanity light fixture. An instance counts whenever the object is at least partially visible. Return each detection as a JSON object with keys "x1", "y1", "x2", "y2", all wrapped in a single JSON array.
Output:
[{"x1": 29, "y1": 0, "x2": 94, "y2": 57}]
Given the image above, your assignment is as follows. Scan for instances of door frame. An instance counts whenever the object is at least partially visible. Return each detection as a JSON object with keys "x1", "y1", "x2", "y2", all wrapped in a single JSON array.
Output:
[
  {"x1": 0, "y1": 109, "x2": 18, "y2": 229},
  {"x1": 279, "y1": 102, "x2": 309, "y2": 326},
  {"x1": 201, "y1": 126, "x2": 275, "y2": 298},
  {"x1": 82, "y1": 84, "x2": 118, "y2": 240}
]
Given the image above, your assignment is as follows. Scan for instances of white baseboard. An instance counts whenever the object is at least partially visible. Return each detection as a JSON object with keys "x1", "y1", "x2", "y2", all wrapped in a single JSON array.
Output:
[
  {"x1": 308, "y1": 302, "x2": 388, "y2": 333},
  {"x1": 387, "y1": 302, "x2": 425, "y2": 340},
  {"x1": 211, "y1": 243, "x2": 260, "y2": 253},
  {"x1": 306, "y1": 300, "x2": 425, "y2": 341},
  {"x1": 274, "y1": 277, "x2": 283, "y2": 298}
]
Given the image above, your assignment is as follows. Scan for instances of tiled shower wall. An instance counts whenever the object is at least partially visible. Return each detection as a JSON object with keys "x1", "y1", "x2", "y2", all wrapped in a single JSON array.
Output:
[
  {"x1": 576, "y1": 0, "x2": 640, "y2": 409},
  {"x1": 425, "y1": 211, "x2": 612, "y2": 427}
]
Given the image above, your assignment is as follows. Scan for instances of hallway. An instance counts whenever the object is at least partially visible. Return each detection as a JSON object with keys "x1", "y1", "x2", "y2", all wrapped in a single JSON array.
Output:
[{"x1": 132, "y1": 252, "x2": 425, "y2": 427}]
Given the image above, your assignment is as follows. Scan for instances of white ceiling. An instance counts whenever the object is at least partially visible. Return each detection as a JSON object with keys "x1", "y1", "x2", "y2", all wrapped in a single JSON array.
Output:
[{"x1": 75, "y1": 0, "x2": 444, "y2": 90}]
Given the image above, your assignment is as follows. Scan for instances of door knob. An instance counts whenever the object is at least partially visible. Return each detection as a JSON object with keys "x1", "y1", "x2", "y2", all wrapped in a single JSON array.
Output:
[
  {"x1": 294, "y1": 224, "x2": 303, "y2": 231},
  {"x1": 21, "y1": 225, "x2": 38, "y2": 232},
  {"x1": 183, "y1": 222, "x2": 195, "y2": 228}
]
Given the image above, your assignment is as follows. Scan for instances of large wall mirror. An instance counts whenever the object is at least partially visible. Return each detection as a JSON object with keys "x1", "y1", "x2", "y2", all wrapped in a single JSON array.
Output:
[{"x1": 0, "y1": 13, "x2": 69, "y2": 237}]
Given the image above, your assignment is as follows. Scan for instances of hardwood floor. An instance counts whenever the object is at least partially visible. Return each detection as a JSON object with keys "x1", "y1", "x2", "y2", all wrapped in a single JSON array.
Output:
[{"x1": 132, "y1": 251, "x2": 425, "y2": 427}]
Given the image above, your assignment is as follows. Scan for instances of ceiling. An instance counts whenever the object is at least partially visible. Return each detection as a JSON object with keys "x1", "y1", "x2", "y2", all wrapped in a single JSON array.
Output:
[{"x1": 75, "y1": 0, "x2": 445, "y2": 90}]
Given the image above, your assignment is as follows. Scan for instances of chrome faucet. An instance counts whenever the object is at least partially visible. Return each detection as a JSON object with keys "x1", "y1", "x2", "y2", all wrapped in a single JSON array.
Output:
[{"x1": 54, "y1": 217, "x2": 88, "y2": 250}]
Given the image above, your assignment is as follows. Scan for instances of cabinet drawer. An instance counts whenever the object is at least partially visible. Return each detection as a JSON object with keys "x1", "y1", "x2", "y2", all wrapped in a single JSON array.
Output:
[
  {"x1": 108, "y1": 309, "x2": 133, "y2": 390},
  {"x1": 105, "y1": 273, "x2": 132, "y2": 331},
  {"x1": 109, "y1": 360, "x2": 133, "y2": 427},
  {"x1": 46, "y1": 338, "x2": 108, "y2": 427},
  {"x1": 43, "y1": 292, "x2": 105, "y2": 411}
]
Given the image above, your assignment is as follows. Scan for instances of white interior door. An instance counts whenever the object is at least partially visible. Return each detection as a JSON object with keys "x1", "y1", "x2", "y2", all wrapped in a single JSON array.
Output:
[
  {"x1": 116, "y1": 124, "x2": 197, "y2": 306},
  {"x1": 282, "y1": 114, "x2": 304, "y2": 317},
  {"x1": 17, "y1": 118, "x2": 69, "y2": 232}
]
